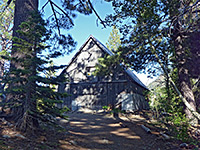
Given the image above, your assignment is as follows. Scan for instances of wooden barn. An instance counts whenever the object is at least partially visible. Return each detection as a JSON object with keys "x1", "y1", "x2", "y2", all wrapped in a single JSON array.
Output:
[{"x1": 58, "y1": 35, "x2": 149, "y2": 111}]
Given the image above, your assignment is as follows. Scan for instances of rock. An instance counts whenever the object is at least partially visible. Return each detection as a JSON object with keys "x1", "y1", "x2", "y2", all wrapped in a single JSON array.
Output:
[
  {"x1": 103, "y1": 139, "x2": 109, "y2": 144},
  {"x1": 69, "y1": 140, "x2": 77, "y2": 145},
  {"x1": 15, "y1": 134, "x2": 26, "y2": 139},
  {"x1": 179, "y1": 143, "x2": 188, "y2": 148},
  {"x1": 119, "y1": 122, "x2": 127, "y2": 128},
  {"x1": 3, "y1": 135, "x2": 11, "y2": 138},
  {"x1": 55, "y1": 117, "x2": 68, "y2": 124},
  {"x1": 60, "y1": 119, "x2": 69, "y2": 124},
  {"x1": 0, "y1": 117, "x2": 5, "y2": 122},
  {"x1": 58, "y1": 118, "x2": 69, "y2": 127}
]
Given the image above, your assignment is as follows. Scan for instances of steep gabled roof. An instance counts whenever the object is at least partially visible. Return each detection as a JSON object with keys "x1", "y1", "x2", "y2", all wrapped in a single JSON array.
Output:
[{"x1": 61, "y1": 35, "x2": 148, "y2": 90}]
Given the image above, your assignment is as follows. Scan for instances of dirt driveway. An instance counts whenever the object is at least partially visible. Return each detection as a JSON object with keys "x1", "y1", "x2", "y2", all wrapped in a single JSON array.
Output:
[{"x1": 59, "y1": 110, "x2": 179, "y2": 150}]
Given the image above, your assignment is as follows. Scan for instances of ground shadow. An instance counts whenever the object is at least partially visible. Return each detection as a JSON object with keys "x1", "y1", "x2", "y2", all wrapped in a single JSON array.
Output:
[{"x1": 59, "y1": 111, "x2": 179, "y2": 150}]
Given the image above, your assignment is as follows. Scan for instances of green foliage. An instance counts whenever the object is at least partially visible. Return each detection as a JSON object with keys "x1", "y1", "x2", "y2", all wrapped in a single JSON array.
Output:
[
  {"x1": 149, "y1": 72, "x2": 192, "y2": 142},
  {"x1": 0, "y1": 0, "x2": 14, "y2": 100},
  {"x1": 111, "y1": 108, "x2": 124, "y2": 114},
  {"x1": 0, "y1": 139, "x2": 7, "y2": 149},
  {"x1": 39, "y1": 0, "x2": 95, "y2": 56},
  {"x1": 170, "y1": 113, "x2": 190, "y2": 142},
  {"x1": 104, "y1": 0, "x2": 200, "y2": 80},
  {"x1": 102, "y1": 105, "x2": 110, "y2": 110},
  {"x1": 106, "y1": 26, "x2": 121, "y2": 52},
  {"x1": 94, "y1": 53, "x2": 122, "y2": 76},
  {"x1": 94, "y1": 25, "x2": 123, "y2": 76},
  {"x1": 103, "y1": 0, "x2": 199, "y2": 140},
  {"x1": 2, "y1": 12, "x2": 68, "y2": 120},
  {"x1": 150, "y1": 94, "x2": 191, "y2": 142},
  {"x1": 104, "y1": 0, "x2": 172, "y2": 76}
]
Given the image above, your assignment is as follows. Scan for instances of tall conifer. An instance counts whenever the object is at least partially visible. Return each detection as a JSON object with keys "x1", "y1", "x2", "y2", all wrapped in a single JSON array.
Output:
[{"x1": 106, "y1": 26, "x2": 121, "y2": 52}]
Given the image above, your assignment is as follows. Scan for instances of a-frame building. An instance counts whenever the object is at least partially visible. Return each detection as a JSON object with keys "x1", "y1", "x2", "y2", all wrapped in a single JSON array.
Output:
[{"x1": 58, "y1": 35, "x2": 149, "y2": 111}]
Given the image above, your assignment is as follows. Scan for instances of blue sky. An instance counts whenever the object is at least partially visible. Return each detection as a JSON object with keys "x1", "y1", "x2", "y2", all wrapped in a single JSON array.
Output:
[
  {"x1": 55, "y1": 1, "x2": 113, "y2": 66},
  {"x1": 39, "y1": 1, "x2": 155, "y2": 86},
  {"x1": 39, "y1": 1, "x2": 113, "y2": 64}
]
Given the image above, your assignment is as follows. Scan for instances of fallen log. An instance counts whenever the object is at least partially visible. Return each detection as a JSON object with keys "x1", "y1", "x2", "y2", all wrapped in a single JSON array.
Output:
[
  {"x1": 160, "y1": 132, "x2": 170, "y2": 140},
  {"x1": 141, "y1": 125, "x2": 151, "y2": 133}
]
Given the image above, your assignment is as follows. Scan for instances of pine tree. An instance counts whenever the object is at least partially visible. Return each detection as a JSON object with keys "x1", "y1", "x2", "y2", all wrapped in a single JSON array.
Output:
[
  {"x1": 3, "y1": 12, "x2": 67, "y2": 132},
  {"x1": 7, "y1": 0, "x2": 93, "y2": 118},
  {"x1": 0, "y1": 0, "x2": 107, "y2": 133},
  {"x1": 94, "y1": 26, "x2": 122, "y2": 76},
  {"x1": 106, "y1": 26, "x2": 121, "y2": 52}
]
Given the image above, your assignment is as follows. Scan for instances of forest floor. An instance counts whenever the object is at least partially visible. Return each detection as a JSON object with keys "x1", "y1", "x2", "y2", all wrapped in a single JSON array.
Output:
[{"x1": 0, "y1": 109, "x2": 199, "y2": 150}]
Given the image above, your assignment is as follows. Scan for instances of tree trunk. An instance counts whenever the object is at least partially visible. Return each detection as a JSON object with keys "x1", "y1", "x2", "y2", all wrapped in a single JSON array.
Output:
[
  {"x1": 8, "y1": 0, "x2": 39, "y2": 131},
  {"x1": 149, "y1": 41, "x2": 200, "y2": 122},
  {"x1": 179, "y1": 65, "x2": 197, "y2": 125},
  {"x1": 173, "y1": 24, "x2": 198, "y2": 125},
  {"x1": 184, "y1": 32, "x2": 200, "y2": 124},
  {"x1": 11, "y1": 0, "x2": 38, "y2": 69}
]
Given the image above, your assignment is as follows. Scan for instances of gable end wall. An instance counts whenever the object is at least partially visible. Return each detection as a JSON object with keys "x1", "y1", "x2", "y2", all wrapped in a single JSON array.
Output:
[{"x1": 58, "y1": 37, "x2": 149, "y2": 111}]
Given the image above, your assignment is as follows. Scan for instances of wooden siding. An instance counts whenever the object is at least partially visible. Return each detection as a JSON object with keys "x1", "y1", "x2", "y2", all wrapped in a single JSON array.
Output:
[{"x1": 58, "y1": 36, "x2": 149, "y2": 111}]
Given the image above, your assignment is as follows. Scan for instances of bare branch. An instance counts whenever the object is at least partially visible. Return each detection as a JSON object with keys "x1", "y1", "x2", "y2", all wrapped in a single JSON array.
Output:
[
  {"x1": 88, "y1": 0, "x2": 106, "y2": 28},
  {"x1": 49, "y1": 0, "x2": 61, "y2": 36},
  {"x1": 193, "y1": 76, "x2": 200, "y2": 90},
  {"x1": 49, "y1": 0, "x2": 74, "y2": 26},
  {"x1": 78, "y1": 0, "x2": 85, "y2": 8},
  {"x1": 40, "y1": 1, "x2": 50, "y2": 12},
  {"x1": 8, "y1": 26, "x2": 13, "y2": 33},
  {"x1": 47, "y1": 14, "x2": 54, "y2": 20},
  {"x1": 5, "y1": 44, "x2": 12, "y2": 52},
  {"x1": 5, "y1": 38, "x2": 12, "y2": 46}
]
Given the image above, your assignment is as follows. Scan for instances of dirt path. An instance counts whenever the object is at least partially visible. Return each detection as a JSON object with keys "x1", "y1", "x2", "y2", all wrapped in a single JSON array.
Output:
[{"x1": 59, "y1": 110, "x2": 179, "y2": 150}]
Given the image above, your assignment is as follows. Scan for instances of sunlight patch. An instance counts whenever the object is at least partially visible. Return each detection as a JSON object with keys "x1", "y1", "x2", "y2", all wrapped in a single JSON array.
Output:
[{"x1": 111, "y1": 129, "x2": 141, "y2": 139}]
